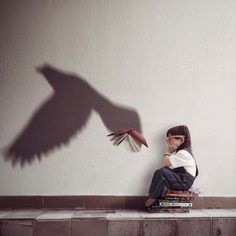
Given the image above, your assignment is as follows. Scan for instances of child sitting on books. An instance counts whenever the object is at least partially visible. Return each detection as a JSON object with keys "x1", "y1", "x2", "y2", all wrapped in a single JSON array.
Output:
[{"x1": 145, "y1": 125, "x2": 198, "y2": 208}]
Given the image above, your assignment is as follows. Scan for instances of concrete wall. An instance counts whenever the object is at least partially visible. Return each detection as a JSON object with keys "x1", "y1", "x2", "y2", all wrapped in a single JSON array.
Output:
[{"x1": 0, "y1": 0, "x2": 235, "y2": 196}]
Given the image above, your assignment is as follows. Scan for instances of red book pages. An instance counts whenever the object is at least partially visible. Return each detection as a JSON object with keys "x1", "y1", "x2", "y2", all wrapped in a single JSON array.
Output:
[{"x1": 107, "y1": 128, "x2": 148, "y2": 151}]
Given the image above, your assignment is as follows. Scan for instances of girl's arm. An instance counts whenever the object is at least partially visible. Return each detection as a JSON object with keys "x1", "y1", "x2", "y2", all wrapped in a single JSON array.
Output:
[
  {"x1": 163, "y1": 143, "x2": 178, "y2": 167},
  {"x1": 163, "y1": 153, "x2": 172, "y2": 167}
]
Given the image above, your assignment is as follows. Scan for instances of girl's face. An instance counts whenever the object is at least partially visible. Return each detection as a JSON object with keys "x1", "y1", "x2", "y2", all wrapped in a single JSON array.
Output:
[{"x1": 166, "y1": 134, "x2": 185, "y2": 147}]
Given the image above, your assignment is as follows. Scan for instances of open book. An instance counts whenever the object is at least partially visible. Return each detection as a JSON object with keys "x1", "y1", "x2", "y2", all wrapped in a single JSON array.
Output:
[{"x1": 107, "y1": 128, "x2": 148, "y2": 152}]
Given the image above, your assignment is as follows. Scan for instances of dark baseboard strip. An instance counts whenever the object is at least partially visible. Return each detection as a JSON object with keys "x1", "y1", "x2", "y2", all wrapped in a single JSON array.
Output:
[{"x1": 0, "y1": 196, "x2": 235, "y2": 209}]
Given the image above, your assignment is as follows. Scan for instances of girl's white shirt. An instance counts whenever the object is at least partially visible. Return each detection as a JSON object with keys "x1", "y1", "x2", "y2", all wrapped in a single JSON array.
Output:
[{"x1": 168, "y1": 149, "x2": 197, "y2": 177}]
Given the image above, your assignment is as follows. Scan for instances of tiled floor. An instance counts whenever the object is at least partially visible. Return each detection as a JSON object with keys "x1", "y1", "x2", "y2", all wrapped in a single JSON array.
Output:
[{"x1": 0, "y1": 209, "x2": 236, "y2": 235}]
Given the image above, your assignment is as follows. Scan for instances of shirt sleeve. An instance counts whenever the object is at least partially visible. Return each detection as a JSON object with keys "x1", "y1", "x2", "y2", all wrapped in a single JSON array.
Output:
[{"x1": 168, "y1": 150, "x2": 192, "y2": 169}]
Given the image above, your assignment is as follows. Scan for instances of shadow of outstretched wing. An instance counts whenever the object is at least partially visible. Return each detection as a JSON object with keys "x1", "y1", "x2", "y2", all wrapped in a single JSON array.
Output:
[{"x1": 4, "y1": 64, "x2": 142, "y2": 167}]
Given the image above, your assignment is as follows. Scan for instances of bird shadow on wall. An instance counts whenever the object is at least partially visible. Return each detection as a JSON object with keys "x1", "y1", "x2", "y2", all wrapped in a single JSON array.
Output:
[{"x1": 4, "y1": 64, "x2": 142, "y2": 167}]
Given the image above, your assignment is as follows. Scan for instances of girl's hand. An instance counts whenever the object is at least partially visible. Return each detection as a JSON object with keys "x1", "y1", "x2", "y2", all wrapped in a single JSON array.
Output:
[{"x1": 167, "y1": 143, "x2": 178, "y2": 153}]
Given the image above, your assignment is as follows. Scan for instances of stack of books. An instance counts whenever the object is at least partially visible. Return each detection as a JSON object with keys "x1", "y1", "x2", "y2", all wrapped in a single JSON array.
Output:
[{"x1": 149, "y1": 190, "x2": 197, "y2": 213}]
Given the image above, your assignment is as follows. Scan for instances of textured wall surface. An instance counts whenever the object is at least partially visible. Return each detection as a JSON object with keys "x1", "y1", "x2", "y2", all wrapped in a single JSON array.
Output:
[{"x1": 0, "y1": 0, "x2": 235, "y2": 196}]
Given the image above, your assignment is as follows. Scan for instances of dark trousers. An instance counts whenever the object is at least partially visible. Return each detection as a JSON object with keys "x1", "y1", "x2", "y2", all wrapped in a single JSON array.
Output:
[{"x1": 148, "y1": 167, "x2": 195, "y2": 199}]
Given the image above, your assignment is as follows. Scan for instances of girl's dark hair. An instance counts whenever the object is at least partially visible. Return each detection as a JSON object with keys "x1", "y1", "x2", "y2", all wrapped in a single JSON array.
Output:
[{"x1": 166, "y1": 125, "x2": 193, "y2": 155}]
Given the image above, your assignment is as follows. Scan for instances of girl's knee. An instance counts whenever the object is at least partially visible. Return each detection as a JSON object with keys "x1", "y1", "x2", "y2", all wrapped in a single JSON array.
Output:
[
  {"x1": 153, "y1": 167, "x2": 171, "y2": 179},
  {"x1": 151, "y1": 169, "x2": 159, "y2": 179},
  {"x1": 158, "y1": 167, "x2": 170, "y2": 177}
]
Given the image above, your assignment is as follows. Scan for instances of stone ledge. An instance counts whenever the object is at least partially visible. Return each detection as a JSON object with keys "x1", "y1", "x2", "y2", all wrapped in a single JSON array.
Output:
[{"x1": 0, "y1": 209, "x2": 235, "y2": 236}]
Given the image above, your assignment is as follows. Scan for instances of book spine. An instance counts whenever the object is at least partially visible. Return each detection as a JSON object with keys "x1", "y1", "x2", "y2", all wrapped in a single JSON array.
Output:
[
  {"x1": 166, "y1": 191, "x2": 193, "y2": 194},
  {"x1": 166, "y1": 193, "x2": 194, "y2": 198},
  {"x1": 159, "y1": 202, "x2": 192, "y2": 207},
  {"x1": 159, "y1": 199, "x2": 192, "y2": 204},
  {"x1": 164, "y1": 197, "x2": 193, "y2": 201},
  {"x1": 130, "y1": 129, "x2": 148, "y2": 147}
]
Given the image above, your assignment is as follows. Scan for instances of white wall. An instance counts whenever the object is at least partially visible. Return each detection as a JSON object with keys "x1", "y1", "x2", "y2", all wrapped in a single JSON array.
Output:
[{"x1": 0, "y1": 0, "x2": 236, "y2": 196}]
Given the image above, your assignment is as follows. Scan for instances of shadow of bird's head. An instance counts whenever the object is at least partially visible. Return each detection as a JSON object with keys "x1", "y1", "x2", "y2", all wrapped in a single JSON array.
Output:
[{"x1": 36, "y1": 64, "x2": 94, "y2": 99}]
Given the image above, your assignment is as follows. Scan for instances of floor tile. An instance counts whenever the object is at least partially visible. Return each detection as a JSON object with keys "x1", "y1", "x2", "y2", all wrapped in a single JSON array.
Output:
[
  {"x1": 2, "y1": 210, "x2": 44, "y2": 219},
  {"x1": 0, "y1": 220, "x2": 34, "y2": 236},
  {"x1": 0, "y1": 210, "x2": 14, "y2": 219},
  {"x1": 142, "y1": 219, "x2": 176, "y2": 236},
  {"x1": 108, "y1": 220, "x2": 141, "y2": 236},
  {"x1": 212, "y1": 218, "x2": 236, "y2": 236},
  {"x1": 177, "y1": 218, "x2": 211, "y2": 236},
  {"x1": 36, "y1": 210, "x2": 75, "y2": 220},
  {"x1": 71, "y1": 219, "x2": 107, "y2": 236},
  {"x1": 202, "y1": 209, "x2": 236, "y2": 217},
  {"x1": 72, "y1": 210, "x2": 111, "y2": 219},
  {"x1": 139, "y1": 211, "x2": 175, "y2": 219},
  {"x1": 106, "y1": 210, "x2": 141, "y2": 220},
  {"x1": 228, "y1": 209, "x2": 236, "y2": 213},
  {"x1": 34, "y1": 220, "x2": 71, "y2": 236},
  {"x1": 172, "y1": 209, "x2": 211, "y2": 218}
]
